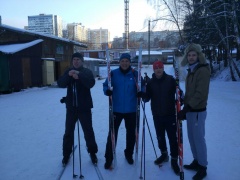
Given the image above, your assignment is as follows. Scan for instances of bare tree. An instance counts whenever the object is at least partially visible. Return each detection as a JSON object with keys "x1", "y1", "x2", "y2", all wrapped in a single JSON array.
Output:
[{"x1": 146, "y1": 0, "x2": 193, "y2": 44}]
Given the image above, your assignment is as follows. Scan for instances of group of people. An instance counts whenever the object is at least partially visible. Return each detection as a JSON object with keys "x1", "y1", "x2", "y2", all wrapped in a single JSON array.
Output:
[{"x1": 57, "y1": 43, "x2": 210, "y2": 180}]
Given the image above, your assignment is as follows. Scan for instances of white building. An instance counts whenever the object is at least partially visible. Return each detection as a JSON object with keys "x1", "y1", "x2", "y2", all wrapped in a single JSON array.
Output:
[
  {"x1": 28, "y1": 14, "x2": 63, "y2": 37},
  {"x1": 88, "y1": 28, "x2": 110, "y2": 50},
  {"x1": 67, "y1": 23, "x2": 88, "y2": 42}
]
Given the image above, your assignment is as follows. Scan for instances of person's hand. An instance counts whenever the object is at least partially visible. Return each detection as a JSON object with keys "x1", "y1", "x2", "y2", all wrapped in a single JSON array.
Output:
[
  {"x1": 106, "y1": 89, "x2": 113, "y2": 96},
  {"x1": 177, "y1": 105, "x2": 191, "y2": 120},
  {"x1": 137, "y1": 91, "x2": 144, "y2": 98},
  {"x1": 69, "y1": 70, "x2": 79, "y2": 76},
  {"x1": 177, "y1": 110, "x2": 186, "y2": 120}
]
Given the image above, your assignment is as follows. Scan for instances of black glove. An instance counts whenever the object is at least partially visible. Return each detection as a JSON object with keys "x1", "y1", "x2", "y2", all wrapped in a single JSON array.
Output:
[
  {"x1": 60, "y1": 97, "x2": 66, "y2": 104},
  {"x1": 177, "y1": 105, "x2": 191, "y2": 120},
  {"x1": 106, "y1": 89, "x2": 113, "y2": 96},
  {"x1": 137, "y1": 91, "x2": 145, "y2": 98}
]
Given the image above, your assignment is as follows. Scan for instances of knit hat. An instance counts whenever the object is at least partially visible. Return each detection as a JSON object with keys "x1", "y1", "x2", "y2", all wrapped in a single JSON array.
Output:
[
  {"x1": 153, "y1": 61, "x2": 164, "y2": 70},
  {"x1": 181, "y1": 43, "x2": 206, "y2": 66},
  {"x1": 72, "y1": 52, "x2": 84, "y2": 61},
  {"x1": 120, "y1": 53, "x2": 131, "y2": 62}
]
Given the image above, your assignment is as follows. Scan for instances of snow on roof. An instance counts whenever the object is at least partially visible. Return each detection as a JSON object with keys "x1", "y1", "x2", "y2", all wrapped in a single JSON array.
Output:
[
  {"x1": 84, "y1": 57, "x2": 105, "y2": 62},
  {"x1": 0, "y1": 39, "x2": 43, "y2": 54},
  {"x1": 136, "y1": 50, "x2": 174, "y2": 55},
  {"x1": 0, "y1": 24, "x2": 87, "y2": 48}
]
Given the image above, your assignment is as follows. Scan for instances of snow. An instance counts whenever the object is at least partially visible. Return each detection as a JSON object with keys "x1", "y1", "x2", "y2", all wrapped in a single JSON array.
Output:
[
  {"x1": 0, "y1": 39, "x2": 43, "y2": 54},
  {"x1": 0, "y1": 63, "x2": 240, "y2": 180}
]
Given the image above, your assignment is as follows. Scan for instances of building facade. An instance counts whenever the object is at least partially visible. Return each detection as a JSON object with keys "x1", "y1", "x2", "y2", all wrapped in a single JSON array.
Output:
[
  {"x1": 28, "y1": 14, "x2": 63, "y2": 37},
  {"x1": 88, "y1": 28, "x2": 110, "y2": 50},
  {"x1": 67, "y1": 23, "x2": 88, "y2": 42}
]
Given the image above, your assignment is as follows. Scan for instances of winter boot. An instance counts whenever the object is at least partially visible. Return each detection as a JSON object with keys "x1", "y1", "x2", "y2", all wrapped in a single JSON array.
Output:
[
  {"x1": 184, "y1": 159, "x2": 199, "y2": 171},
  {"x1": 192, "y1": 165, "x2": 207, "y2": 180},
  {"x1": 62, "y1": 155, "x2": 69, "y2": 166},
  {"x1": 171, "y1": 158, "x2": 180, "y2": 175},
  {"x1": 90, "y1": 153, "x2": 98, "y2": 164},
  {"x1": 104, "y1": 158, "x2": 113, "y2": 169},
  {"x1": 154, "y1": 152, "x2": 169, "y2": 165},
  {"x1": 124, "y1": 150, "x2": 134, "y2": 165}
]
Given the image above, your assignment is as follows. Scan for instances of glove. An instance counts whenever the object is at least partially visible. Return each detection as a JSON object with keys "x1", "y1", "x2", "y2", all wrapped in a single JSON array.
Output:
[
  {"x1": 137, "y1": 91, "x2": 145, "y2": 98},
  {"x1": 60, "y1": 97, "x2": 66, "y2": 104},
  {"x1": 177, "y1": 105, "x2": 191, "y2": 120},
  {"x1": 106, "y1": 89, "x2": 113, "y2": 96}
]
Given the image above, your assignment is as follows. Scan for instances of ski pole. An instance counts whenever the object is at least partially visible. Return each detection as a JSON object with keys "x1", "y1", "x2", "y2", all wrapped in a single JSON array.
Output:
[
  {"x1": 72, "y1": 142, "x2": 77, "y2": 178},
  {"x1": 77, "y1": 120, "x2": 84, "y2": 179},
  {"x1": 139, "y1": 101, "x2": 146, "y2": 180},
  {"x1": 140, "y1": 100, "x2": 158, "y2": 158}
]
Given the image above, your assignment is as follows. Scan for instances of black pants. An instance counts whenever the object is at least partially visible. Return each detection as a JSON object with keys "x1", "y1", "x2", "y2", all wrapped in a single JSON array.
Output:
[
  {"x1": 105, "y1": 112, "x2": 136, "y2": 160},
  {"x1": 153, "y1": 115, "x2": 178, "y2": 158},
  {"x1": 62, "y1": 108, "x2": 98, "y2": 158}
]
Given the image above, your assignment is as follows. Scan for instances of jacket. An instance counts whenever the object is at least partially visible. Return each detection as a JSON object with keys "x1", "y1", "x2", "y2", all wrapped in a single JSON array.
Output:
[
  {"x1": 57, "y1": 66, "x2": 95, "y2": 110},
  {"x1": 146, "y1": 72, "x2": 176, "y2": 117},
  {"x1": 103, "y1": 67, "x2": 144, "y2": 113},
  {"x1": 184, "y1": 64, "x2": 210, "y2": 111}
]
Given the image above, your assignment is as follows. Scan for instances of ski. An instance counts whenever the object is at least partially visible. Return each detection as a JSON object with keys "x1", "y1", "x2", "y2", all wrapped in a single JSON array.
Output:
[
  {"x1": 135, "y1": 45, "x2": 142, "y2": 165},
  {"x1": 86, "y1": 147, "x2": 104, "y2": 180},
  {"x1": 106, "y1": 46, "x2": 116, "y2": 169},
  {"x1": 57, "y1": 145, "x2": 77, "y2": 180},
  {"x1": 174, "y1": 59, "x2": 184, "y2": 180},
  {"x1": 92, "y1": 164, "x2": 104, "y2": 180}
]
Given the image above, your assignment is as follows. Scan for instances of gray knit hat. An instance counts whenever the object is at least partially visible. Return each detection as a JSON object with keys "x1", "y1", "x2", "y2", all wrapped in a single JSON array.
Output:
[{"x1": 181, "y1": 43, "x2": 206, "y2": 66}]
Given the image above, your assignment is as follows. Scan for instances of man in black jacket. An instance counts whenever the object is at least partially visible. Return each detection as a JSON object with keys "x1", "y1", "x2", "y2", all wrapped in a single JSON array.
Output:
[
  {"x1": 57, "y1": 52, "x2": 98, "y2": 165},
  {"x1": 144, "y1": 61, "x2": 180, "y2": 175}
]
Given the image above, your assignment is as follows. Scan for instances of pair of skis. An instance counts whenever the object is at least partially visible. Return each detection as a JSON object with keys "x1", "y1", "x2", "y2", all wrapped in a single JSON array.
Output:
[
  {"x1": 175, "y1": 60, "x2": 184, "y2": 180},
  {"x1": 106, "y1": 47, "x2": 116, "y2": 169},
  {"x1": 106, "y1": 46, "x2": 142, "y2": 169}
]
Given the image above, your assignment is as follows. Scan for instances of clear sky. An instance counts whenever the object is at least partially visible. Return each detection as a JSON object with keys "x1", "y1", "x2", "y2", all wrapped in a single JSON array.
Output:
[{"x1": 0, "y1": 0, "x2": 157, "y2": 40}]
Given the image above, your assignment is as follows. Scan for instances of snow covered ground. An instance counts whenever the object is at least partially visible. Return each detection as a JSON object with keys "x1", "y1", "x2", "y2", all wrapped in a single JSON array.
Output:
[{"x1": 0, "y1": 63, "x2": 240, "y2": 180}]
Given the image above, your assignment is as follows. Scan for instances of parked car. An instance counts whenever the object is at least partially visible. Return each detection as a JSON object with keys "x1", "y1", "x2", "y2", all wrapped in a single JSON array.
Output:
[{"x1": 166, "y1": 56, "x2": 174, "y2": 64}]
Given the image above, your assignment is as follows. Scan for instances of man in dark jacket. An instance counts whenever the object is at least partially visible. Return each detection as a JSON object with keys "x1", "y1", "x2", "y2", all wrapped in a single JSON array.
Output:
[
  {"x1": 57, "y1": 52, "x2": 98, "y2": 165},
  {"x1": 144, "y1": 61, "x2": 180, "y2": 175}
]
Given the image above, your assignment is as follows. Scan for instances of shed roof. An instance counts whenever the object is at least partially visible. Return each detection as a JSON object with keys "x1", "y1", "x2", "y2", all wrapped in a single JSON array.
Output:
[
  {"x1": 0, "y1": 39, "x2": 43, "y2": 54},
  {"x1": 0, "y1": 24, "x2": 87, "y2": 48}
]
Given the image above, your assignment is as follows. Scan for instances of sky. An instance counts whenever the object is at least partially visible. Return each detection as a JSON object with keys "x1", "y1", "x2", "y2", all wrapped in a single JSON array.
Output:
[
  {"x1": 0, "y1": 0, "x2": 157, "y2": 40},
  {"x1": 0, "y1": 61, "x2": 239, "y2": 180}
]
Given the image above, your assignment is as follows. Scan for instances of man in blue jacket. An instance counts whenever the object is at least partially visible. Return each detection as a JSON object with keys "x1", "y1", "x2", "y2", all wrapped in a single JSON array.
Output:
[
  {"x1": 103, "y1": 53, "x2": 144, "y2": 169},
  {"x1": 57, "y1": 52, "x2": 98, "y2": 166}
]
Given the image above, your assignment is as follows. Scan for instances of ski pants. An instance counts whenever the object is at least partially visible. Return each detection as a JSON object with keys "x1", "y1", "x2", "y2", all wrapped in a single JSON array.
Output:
[
  {"x1": 153, "y1": 115, "x2": 178, "y2": 158},
  {"x1": 186, "y1": 111, "x2": 208, "y2": 167},
  {"x1": 105, "y1": 112, "x2": 136, "y2": 160},
  {"x1": 62, "y1": 108, "x2": 98, "y2": 158}
]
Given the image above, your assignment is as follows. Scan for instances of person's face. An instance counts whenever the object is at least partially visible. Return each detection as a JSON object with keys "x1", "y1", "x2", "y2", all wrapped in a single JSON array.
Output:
[
  {"x1": 154, "y1": 67, "x2": 164, "y2": 79},
  {"x1": 119, "y1": 58, "x2": 130, "y2": 70},
  {"x1": 187, "y1": 51, "x2": 198, "y2": 65},
  {"x1": 72, "y1": 57, "x2": 83, "y2": 68}
]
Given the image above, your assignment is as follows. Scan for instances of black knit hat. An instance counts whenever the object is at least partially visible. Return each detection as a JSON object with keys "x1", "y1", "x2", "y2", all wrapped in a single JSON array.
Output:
[
  {"x1": 120, "y1": 53, "x2": 131, "y2": 62},
  {"x1": 72, "y1": 52, "x2": 84, "y2": 61}
]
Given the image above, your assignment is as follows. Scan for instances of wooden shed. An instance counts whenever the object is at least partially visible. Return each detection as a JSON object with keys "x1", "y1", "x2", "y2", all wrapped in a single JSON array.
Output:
[{"x1": 0, "y1": 24, "x2": 87, "y2": 93}]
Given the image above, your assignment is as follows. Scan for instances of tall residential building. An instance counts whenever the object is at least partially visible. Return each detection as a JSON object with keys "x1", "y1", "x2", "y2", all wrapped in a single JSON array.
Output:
[
  {"x1": 28, "y1": 14, "x2": 63, "y2": 37},
  {"x1": 67, "y1": 23, "x2": 88, "y2": 42},
  {"x1": 88, "y1": 28, "x2": 110, "y2": 50}
]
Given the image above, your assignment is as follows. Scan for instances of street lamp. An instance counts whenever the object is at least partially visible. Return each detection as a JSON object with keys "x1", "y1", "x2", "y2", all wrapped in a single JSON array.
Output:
[{"x1": 148, "y1": 18, "x2": 162, "y2": 65}]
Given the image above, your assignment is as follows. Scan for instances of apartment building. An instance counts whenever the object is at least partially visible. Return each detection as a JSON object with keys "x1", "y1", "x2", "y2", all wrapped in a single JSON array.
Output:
[
  {"x1": 67, "y1": 23, "x2": 88, "y2": 42},
  {"x1": 28, "y1": 14, "x2": 63, "y2": 37},
  {"x1": 88, "y1": 28, "x2": 110, "y2": 50}
]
